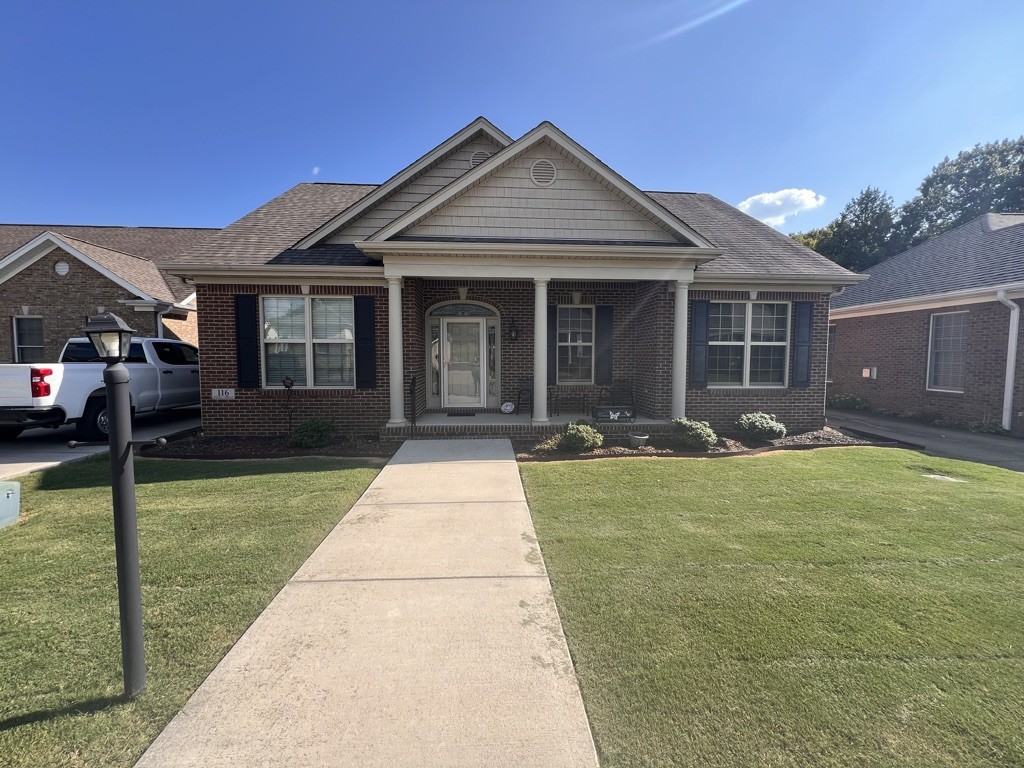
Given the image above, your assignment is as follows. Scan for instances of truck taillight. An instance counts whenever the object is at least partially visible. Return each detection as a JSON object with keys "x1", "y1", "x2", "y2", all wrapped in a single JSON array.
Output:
[{"x1": 30, "y1": 367, "x2": 53, "y2": 398}]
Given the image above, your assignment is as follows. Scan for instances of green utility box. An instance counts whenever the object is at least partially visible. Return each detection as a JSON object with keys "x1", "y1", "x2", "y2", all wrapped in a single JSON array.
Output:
[{"x1": 0, "y1": 481, "x2": 20, "y2": 529}]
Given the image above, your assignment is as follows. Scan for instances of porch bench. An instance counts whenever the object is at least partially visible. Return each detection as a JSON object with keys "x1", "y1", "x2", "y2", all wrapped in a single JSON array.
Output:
[
  {"x1": 592, "y1": 381, "x2": 636, "y2": 424},
  {"x1": 547, "y1": 386, "x2": 590, "y2": 417}
]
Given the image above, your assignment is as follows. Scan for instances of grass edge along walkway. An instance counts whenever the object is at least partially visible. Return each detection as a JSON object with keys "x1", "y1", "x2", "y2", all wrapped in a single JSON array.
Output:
[
  {"x1": 521, "y1": 448, "x2": 1024, "y2": 768},
  {"x1": 0, "y1": 455, "x2": 379, "y2": 768}
]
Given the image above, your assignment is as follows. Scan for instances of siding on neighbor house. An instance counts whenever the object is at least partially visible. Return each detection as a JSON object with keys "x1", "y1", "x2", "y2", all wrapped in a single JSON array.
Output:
[
  {"x1": 829, "y1": 300, "x2": 1024, "y2": 434},
  {"x1": 0, "y1": 247, "x2": 163, "y2": 361},
  {"x1": 330, "y1": 136, "x2": 505, "y2": 242},
  {"x1": 405, "y1": 143, "x2": 680, "y2": 242}
]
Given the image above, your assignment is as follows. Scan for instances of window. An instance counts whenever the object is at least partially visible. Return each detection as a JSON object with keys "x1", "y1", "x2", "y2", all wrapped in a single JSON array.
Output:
[
  {"x1": 179, "y1": 345, "x2": 199, "y2": 365},
  {"x1": 928, "y1": 312, "x2": 967, "y2": 392},
  {"x1": 557, "y1": 306, "x2": 594, "y2": 384},
  {"x1": 153, "y1": 342, "x2": 185, "y2": 365},
  {"x1": 708, "y1": 302, "x2": 790, "y2": 387},
  {"x1": 13, "y1": 317, "x2": 44, "y2": 363},
  {"x1": 262, "y1": 296, "x2": 355, "y2": 388},
  {"x1": 826, "y1": 324, "x2": 837, "y2": 383}
]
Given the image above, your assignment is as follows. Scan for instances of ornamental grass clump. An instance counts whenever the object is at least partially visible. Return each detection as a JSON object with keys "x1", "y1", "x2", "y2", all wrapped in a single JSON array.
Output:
[
  {"x1": 289, "y1": 418, "x2": 337, "y2": 448},
  {"x1": 737, "y1": 412, "x2": 787, "y2": 441},
  {"x1": 671, "y1": 418, "x2": 718, "y2": 451},
  {"x1": 558, "y1": 421, "x2": 604, "y2": 453}
]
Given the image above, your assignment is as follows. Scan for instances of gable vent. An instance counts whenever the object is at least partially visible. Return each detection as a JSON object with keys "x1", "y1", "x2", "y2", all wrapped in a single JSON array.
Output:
[
  {"x1": 530, "y1": 158, "x2": 557, "y2": 187},
  {"x1": 469, "y1": 150, "x2": 492, "y2": 168}
]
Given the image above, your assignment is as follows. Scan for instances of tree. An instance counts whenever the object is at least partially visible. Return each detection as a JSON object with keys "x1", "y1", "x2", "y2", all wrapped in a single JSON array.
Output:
[
  {"x1": 795, "y1": 187, "x2": 897, "y2": 272},
  {"x1": 898, "y1": 138, "x2": 1024, "y2": 243}
]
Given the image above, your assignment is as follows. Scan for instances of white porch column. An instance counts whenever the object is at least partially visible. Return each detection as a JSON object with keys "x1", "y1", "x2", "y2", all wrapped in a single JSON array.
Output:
[
  {"x1": 532, "y1": 278, "x2": 549, "y2": 423},
  {"x1": 387, "y1": 277, "x2": 406, "y2": 425},
  {"x1": 671, "y1": 281, "x2": 689, "y2": 420}
]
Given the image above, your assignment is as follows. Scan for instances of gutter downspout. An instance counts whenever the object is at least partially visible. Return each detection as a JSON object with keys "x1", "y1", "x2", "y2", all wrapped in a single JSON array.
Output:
[
  {"x1": 155, "y1": 306, "x2": 170, "y2": 339},
  {"x1": 996, "y1": 290, "x2": 1020, "y2": 432}
]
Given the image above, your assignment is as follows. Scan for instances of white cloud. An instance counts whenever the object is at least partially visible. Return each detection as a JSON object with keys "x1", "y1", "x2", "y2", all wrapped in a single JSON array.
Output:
[
  {"x1": 737, "y1": 188, "x2": 826, "y2": 228},
  {"x1": 312, "y1": 166, "x2": 321, "y2": 176}
]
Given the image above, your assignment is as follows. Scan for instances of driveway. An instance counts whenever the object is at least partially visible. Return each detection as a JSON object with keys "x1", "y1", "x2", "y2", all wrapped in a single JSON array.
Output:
[
  {"x1": 0, "y1": 407, "x2": 201, "y2": 480},
  {"x1": 827, "y1": 410, "x2": 1024, "y2": 472}
]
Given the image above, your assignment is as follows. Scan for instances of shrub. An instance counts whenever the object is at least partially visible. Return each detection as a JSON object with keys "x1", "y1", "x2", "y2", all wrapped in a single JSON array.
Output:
[
  {"x1": 826, "y1": 392, "x2": 869, "y2": 411},
  {"x1": 671, "y1": 418, "x2": 718, "y2": 451},
  {"x1": 736, "y1": 412, "x2": 787, "y2": 441},
  {"x1": 289, "y1": 418, "x2": 337, "y2": 448},
  {"x1": 558, "y1": 421, "x2": 604, "y2": 453}
]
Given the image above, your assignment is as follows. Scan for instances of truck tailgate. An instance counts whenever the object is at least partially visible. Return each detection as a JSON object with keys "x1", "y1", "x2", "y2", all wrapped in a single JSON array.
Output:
[{"x1": 0, "y1": 367, "x2": 31, "y2": 406}]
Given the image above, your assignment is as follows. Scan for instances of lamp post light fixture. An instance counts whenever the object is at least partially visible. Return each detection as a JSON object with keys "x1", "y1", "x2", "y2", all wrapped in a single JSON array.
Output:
[
  {"x1": 281, "y1": 375, "x2": 296, "y2": 436},
  {"x1": 82, "y1": 312, "x2": 146, "y2": 699}
]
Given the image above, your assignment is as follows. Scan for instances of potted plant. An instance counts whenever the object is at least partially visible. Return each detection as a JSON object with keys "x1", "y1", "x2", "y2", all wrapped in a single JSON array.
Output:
[{"x1": 628, "y1": 431, "x2": 649, "y2": 448}]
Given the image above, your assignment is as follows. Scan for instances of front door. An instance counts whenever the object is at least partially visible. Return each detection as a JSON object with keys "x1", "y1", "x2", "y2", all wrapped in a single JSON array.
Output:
[{"x1": 441, "y1": 318, "x2": 485, "y2": 407}]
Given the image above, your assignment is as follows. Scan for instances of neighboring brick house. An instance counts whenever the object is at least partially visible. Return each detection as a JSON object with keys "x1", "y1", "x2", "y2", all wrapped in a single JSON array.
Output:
[
  {"x1": 829, "y1": 213, "x2": 1024, "y2": 435},
  {"x1": 0, "y1": 225, "x2": 214, "y2": 361},
  {"x1": 167, "y1": 118, "x2": 863, "y2": 438}
]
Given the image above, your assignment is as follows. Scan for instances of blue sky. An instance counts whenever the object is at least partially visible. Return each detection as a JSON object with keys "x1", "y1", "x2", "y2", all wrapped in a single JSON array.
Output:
[{"x1": 2, "y1": 0, "x2": 1022, "y2": 233}]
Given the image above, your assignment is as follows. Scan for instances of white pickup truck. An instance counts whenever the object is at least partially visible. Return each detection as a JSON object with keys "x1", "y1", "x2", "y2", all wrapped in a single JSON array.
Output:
[{"x1": 0, "y1": 337, "x2": 200, "y2": 441}]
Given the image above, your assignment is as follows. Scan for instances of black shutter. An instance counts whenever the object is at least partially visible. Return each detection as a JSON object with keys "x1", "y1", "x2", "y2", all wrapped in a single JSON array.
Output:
[
  {"x1": 792, "y1": 300, "x2": 813, "y2": 388},
  {"x1": 354, "y1": 295, "x2": 377, "y2": 389},
  {"x1": 547, "y1": 304, "x2": 557, "y2": 386},
  {"x1": 689, "y1": 299, "x2": 709, "y2": 389},
  {"x1": 235, "y1": 294, "x2": 260, "y2": 388},
  {"x1": 594, "y1": 305, "x2": 614, "y2": 385}
]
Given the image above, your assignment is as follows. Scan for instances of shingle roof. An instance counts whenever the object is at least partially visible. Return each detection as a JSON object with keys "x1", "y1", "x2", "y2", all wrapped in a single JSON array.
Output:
[
  {"x1": 173, "y1": 182, "x2": 855, "y2": 281},
  {"x1": 174, "y1": 183, "x2": 376, "y2": 266},
  {"x1": 647, "y1": 192, "x2": 854, "y2": 277},
  {"x1": 831, "y1": 213, "x2": 1024, "y2": 309},
  {"x1": 53, "y1": 234, "x2": 179, "y2": 303},
  {"x1": 0, "y1": 224, "x2": 214, "y2": 302}
]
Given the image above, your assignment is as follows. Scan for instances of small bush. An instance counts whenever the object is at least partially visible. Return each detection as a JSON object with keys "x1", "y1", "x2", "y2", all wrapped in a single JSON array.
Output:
[
  {"x1": 289, "y1": 418, "x2": 337, "y2": 448},
  {"x1": 532, "y1": 435, "x2": 562, "y2": 454},
  {"x1": 826, "y1": 392, "x2": 869, "y2": 411},
  {"x1": 558, "y1": 421, "x2": 604, "y2": 453},
  {"x1": 671, "y1": 418, "x2": 718, "y2": 451},
  {"x1": 737, "y1": 412, "x2": 787, "y2": 441}
]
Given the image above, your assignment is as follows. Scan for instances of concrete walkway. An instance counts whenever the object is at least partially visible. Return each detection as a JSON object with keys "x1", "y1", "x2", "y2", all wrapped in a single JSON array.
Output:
[
  {"x1": 828, "y1": 410, "x2": 1024, "y2": 472},
  {"x1": 136, "y1": 439, "x2": 599, "y2": 768}
]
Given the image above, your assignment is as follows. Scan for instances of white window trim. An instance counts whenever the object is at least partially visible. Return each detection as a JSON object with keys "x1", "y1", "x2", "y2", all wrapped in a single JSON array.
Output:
[
  {"x1": 556, "y1": 304, "x2": 595, "y2": 385},
  {"x1": 708, "y1": 301, "x2": 791, "y2": 389},
  {"x1": 260, "y1": 296, "x2": 357, "y2": 389},
  {"x1": 12, "y1": 315, "x2": 44, "y2": 363},
  {"x1": 826, "y1": 323, "x2": 836, "y2": 383},
  {"x1": 926, "y1": 310, "x2": 968, "y2": 393}
]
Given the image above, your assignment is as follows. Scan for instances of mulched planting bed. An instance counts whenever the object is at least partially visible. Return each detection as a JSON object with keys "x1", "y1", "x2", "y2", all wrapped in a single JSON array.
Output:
[
  {"x1": 144, "y1": 434, "x2": 397, "y2": 460},
  {"x1": 515, "y1": 426, "x2": 879, "y2": 461}
]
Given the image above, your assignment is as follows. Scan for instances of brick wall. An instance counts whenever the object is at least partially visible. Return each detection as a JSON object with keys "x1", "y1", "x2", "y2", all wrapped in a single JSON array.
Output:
[
  {"x1": 196, "y1": 282, "x2": 390, "y2": 437},
  {"x1": 162, "y1": 311, "x2": 198, "y2": 345},
  {"x1": 197, "y1": 281, "x2": 832, "y2": 436},
  {"x1": 830, "y1": 300, "x2": 1024, "y2": 434},
  {"x1": 0, "y1": 247, "x2": 161, "y2": 361},
  {"x1": 686, "y1": 290, "x2": 831, "y2": 433}
]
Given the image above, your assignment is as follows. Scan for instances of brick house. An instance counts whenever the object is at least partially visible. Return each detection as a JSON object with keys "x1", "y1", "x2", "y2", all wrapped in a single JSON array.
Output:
[
  {"x1": 168, "y1": 118, "x2": 863, "y2": 438},
  {"x1": 829, "y1": 213, "x2": 1024, "y2": 435},
  {"x1": 0, "y1": 225, "x2": 214, "y2": 362}
]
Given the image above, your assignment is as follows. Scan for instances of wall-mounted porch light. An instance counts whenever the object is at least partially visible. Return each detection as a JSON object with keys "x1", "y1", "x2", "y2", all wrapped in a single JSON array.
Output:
[{"x1": 508, "y1": 317, "x2": 519, "y2": 342}]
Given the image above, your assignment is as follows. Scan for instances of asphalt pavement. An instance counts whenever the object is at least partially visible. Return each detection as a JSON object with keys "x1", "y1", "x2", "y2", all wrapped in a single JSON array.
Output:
[
  {"x1": 0, "y1": 407, "x2": 201, "y2": 480},
  {"x1": 827, "y1": 409, "x2": 1024, "y2": 472}
]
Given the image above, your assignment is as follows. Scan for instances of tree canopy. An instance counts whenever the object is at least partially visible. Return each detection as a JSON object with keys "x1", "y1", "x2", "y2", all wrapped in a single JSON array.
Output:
[{"x1": 792, "y1": 137, "x2": 1024, "y2": 272}]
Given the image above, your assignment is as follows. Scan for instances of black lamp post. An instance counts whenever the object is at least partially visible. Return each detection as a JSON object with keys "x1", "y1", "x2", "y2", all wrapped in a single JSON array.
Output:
[{"x1": 83, "y1": 312, "x2": 146, "y2": 699}]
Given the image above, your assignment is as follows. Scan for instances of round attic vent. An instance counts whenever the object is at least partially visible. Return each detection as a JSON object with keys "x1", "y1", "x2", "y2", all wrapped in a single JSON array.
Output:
[
  {"x1": 469, "y1": 150, "x2": 491, "y2": 168},
  {"x1": 54, "y1": 260, "x2": 70, "y2": 276},
  {"x1": 530, "y1": 158, "x2": 557, "y2": 187}
]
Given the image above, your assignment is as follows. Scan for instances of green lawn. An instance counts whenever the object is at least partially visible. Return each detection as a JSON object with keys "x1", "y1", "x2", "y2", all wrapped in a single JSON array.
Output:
[
  {"x1": 0, "y1": 456, "x2": 378, "y2": 768},
  {"x1": 521, "y1": 448, "x2": 1024, "y2": 767}
]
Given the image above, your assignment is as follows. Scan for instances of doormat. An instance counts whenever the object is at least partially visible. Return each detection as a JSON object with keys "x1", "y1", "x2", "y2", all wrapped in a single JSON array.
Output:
[{"x1": 447, "y1": 412, "x2": 476, "y2": 417}]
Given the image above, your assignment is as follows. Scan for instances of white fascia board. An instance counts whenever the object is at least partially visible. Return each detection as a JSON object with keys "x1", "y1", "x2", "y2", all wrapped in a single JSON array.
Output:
[
  {"x1": 693, "y1": 272, "x2": 867, "y2": 293},
  {"x1": 164, "y1": 263, "x2": 387, "y2": 286},
  {"x1": 0, "y1": 231, "x2": 156, "y2": 301},
  {"x1": 367, "y1": 121, "x2": 717, "y2": 249},
  {"x1": 357, "y1": 239, "x2": 721, "y2": 262},
  {"x1": 830, "y1": 281, "x2": 1024, "y2": 319},
  {"x1": 382, "y1": 253, "x2": 696, "y2": 282},
  {"x1": 293, "y1": 118, "x2": 513, "y2": 249}
]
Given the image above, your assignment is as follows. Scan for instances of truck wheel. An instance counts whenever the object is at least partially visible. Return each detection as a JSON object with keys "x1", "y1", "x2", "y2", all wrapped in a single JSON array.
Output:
[
  {"x1": 0, "y1": 427, "x2": 23, "y2": 441},
  {"x1": 78, "y1": 398, "x2": 110, "y2": 441}
]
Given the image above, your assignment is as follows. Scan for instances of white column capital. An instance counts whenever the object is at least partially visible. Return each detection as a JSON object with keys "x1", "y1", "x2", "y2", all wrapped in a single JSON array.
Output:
[
  {"x1": 533, "y1": 277, "x2": 549, "y2": 287},
  {"x1": 387, "y1": 276, "x2": 403, "y2": 286}
]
